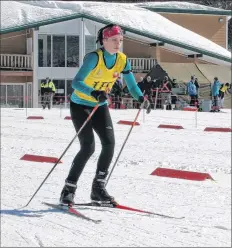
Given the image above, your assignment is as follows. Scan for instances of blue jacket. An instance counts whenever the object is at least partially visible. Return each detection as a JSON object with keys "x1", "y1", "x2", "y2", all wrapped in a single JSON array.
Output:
[
  {"x1": 212, "y1": 80, "x2": 221, "y2": 96},
  {"x1": 187, "y1": 81, "x2": 197, "y2": 96}
]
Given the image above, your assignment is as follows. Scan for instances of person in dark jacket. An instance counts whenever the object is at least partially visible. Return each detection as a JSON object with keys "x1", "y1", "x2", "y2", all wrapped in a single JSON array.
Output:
[
  {"x1": 194, "y1": 78, "x2": 200, "y2": 99},
  {"x1": 194, "y1": 77, "x2": 200, "y2": 107},
  {"x1": 111, "y1": 78, "x2": 123, "y2": 109},
  {"x1": 137, "y1": 76, "x2": 155, "y2": 109},
  {"x1": 137, "y1": 76, "x2": 153, "y2": 95}
]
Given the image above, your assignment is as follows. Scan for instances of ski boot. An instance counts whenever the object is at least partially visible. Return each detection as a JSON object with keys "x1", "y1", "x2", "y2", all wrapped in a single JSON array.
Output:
[
  {"x1": 90, "y1": 171, "x2": 115, "y2": 204},
  {"x1": 60, "y1": 180, "x2": 77, "y2": 206}
]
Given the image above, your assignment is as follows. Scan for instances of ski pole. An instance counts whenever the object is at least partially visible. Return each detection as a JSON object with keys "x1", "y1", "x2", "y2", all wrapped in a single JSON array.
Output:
[
  {"x1": 21, "y1": 104, "x2": 99, "y2": 208},
  {"x1": 105, "y1": 99, "x2": 149, "y2": 186}
]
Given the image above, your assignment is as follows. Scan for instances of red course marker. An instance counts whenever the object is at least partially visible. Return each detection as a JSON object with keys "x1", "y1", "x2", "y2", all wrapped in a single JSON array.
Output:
[
  {"x1": 151, "y1": 167, "x2": 214, "y2": 181},
  {"x1": 117, "y1": 120, "x2": 140, "y2": 126},
  {"x1": 20, "y1": 154, "x2": 62, "y2": 164}
]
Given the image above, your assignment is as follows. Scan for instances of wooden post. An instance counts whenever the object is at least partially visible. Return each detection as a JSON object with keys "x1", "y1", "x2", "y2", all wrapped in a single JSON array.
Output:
[
  {"x1": 194, "y1": 54, "x2": 198, "y2": 63},
  {"x1": 150, "y1": 45, "x2": 161, "y2": 64}
]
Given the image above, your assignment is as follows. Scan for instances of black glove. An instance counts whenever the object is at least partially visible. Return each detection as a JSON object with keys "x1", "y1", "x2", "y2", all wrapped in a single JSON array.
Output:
[
  {"x1": 91, "y1": 90, "x2": 108, "y2": 103},
  {"x1": 138, "y1": 96, "x2": 151, "y2": 114},
  {"x1": 138, "y1": 96, "x2": 144, "y2": 103}
]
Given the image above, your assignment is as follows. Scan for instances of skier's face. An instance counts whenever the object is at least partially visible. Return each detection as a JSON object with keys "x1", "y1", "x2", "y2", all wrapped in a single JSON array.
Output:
[{"x1": 103, "y1": 34, "x2": 123, "y2": 54}]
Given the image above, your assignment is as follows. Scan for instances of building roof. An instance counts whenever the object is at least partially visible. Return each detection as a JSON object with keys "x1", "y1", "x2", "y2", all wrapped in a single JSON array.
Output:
[
  {"x1": 135, "y1": 1, "x2": 232, "y2": 16},
  {"x1": 0, "y1": 1, "x2": 231, "y2": 66}
]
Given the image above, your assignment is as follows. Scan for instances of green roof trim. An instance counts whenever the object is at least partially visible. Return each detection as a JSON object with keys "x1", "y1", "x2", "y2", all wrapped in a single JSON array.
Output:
[
  {"x1": 0, "y1": 13, "x2": 230, "y2": 63},
  {"x1": 0, "y1": 13, "x2": 83, "y2": 35},
  {"x1": 143, "y1": 7, "x2": 232, "y2": 16}
]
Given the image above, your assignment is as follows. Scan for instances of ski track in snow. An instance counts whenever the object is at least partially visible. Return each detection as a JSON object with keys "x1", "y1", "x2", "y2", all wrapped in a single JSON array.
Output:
[{"x1": 1, "y1": 108, "x2": 231, "y2": 247}]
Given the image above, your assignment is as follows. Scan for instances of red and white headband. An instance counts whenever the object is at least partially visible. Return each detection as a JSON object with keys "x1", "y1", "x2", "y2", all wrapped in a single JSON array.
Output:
[{"x1": 103, "y1": 25, "x2": 123, "y2": 39}]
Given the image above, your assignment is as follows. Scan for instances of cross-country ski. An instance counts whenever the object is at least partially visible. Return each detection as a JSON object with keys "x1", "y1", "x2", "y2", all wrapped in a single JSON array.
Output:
[{"x1": 73, "y1": 202, "x2": 184, "y2": 219}]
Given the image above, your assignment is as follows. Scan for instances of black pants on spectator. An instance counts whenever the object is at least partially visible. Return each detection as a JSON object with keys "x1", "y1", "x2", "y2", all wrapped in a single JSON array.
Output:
[
  {"x1": 213, "y1": 95, "x2": 219, "y2": 107},
  {"x1": 148, "y1": 96, "x2": 154, "y2": 109},
  {"x1": 114, "y1": 96, "x2": 121, "y2": 109},
  {"x1": 219, "y1": 91, "x2": 224, "y2": 99},
  {"x1": 190, "y1": 95, "x2": 197, "y2": 106},
  {"x1": 112, "y1": 96, "x2": 121, "y2": 109}
]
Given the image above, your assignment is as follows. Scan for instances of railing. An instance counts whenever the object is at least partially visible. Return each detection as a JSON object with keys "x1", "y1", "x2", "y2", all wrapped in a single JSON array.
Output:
[
  {"x1": 0, "y1": 54, "x2": 32, "y2": 70},
  {"x1": 0, "y1": 55, "x2": 155, "y2": 72},
  {"x1": 128, "y1": 58, "x2": 157, "y2": 72}
]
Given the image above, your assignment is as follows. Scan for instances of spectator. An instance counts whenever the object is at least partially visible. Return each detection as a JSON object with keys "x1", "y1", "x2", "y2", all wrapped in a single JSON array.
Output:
[
  {"x1": 40, "y1": 77, "x2": 56, "y2": 109},
  {"x1": 160, "y1": 76, "x2": 172, "y2": 109},
  {"x1": 219, "y1": 82, "x2": 230, "y2": 108},
  {"x1": 211, "y1": 77, "x2": 221, "y2": 110},
  {"x1": 137, "y1": 76, "x2": 155, "y2": 108},
  {"x1": 111, "y1": 77, "x2": 123, "y2": 109},
  {"x1": 138, "y1": 77, "x2": 144, "y2": 84},
  {"x1": 172, "y1": 78, "x2": 178, "y2": 88},
  {"x1": 187, "y1": 76, "x2": 197, "y2": 106},
  {"x1": 194, "y1": 77, "x2": 200, "y2": 98}
]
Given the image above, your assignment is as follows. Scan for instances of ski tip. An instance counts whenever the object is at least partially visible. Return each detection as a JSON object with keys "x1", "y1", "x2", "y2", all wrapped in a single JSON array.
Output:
[{"x1": 94, "y1": 220, "x2": 102, "y2": 224}]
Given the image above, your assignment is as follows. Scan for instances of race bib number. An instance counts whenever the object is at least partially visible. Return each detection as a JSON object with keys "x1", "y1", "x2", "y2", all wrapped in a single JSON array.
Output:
[{"x1": 93, "y1": 81, "x2": 114, "y2": 93}]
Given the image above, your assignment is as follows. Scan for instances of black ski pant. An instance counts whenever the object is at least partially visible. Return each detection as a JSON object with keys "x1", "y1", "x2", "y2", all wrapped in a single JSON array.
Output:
[{"x1": 66, "y1": 101, "x2": 115, "y2": 184}]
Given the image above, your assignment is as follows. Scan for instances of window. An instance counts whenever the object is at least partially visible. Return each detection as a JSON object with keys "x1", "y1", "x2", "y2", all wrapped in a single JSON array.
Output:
[
  {"x1": 7, "y1": 85, "x2": 24, "y2": 108},
  {"x1": 85, "y1": 35, "x2": 96, "y2": 55},
  {"x1": 38, "y1": 79, "x2": 44, "y2": 105},
  {"x1": 53, "y1": 36, "x2": 65, "y2": 67},
  {"x1": 0, "y1": 85, "x2": 24, "y2": 108},
  {"x1": 67, "y1": 36, "x2": 79, "y2": 67},
  {"x1": 53, "y1": 79, "x2": 65, "y2": 104},
  {"x1": 38, "y1": 35, "x2": 51, "y2": 67},
  {"x1": 47, "y1": 36, "x2": 51, "y2": 67},
  {"x1": 96, "y1": 40, "x2": 101, "y2": 49},
  {"x1": 84, "y1": 21, "x2": 99, "y2": 52},
  {"x1": 0, "y1": 85, "x2": 6, "y2": 106}
]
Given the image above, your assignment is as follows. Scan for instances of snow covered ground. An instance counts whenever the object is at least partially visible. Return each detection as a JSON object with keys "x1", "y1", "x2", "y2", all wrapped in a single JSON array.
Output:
[{"x1": 1, "y1": 107, "x2": 231, "y2": 247}]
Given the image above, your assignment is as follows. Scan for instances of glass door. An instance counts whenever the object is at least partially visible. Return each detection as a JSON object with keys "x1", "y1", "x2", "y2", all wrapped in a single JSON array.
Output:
[
  {"x1": 53, "y1": 79, "x2": 65, "y2": 107},
  {"x1": 0, "y1": 84, "x2": 25, "y2": 108},
  {"x1": 7, "y1": 84, "x2": 24, "y2": 108},
  {"x1": 0, "y1": 85, "x2": 7, "y2": 106}
]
